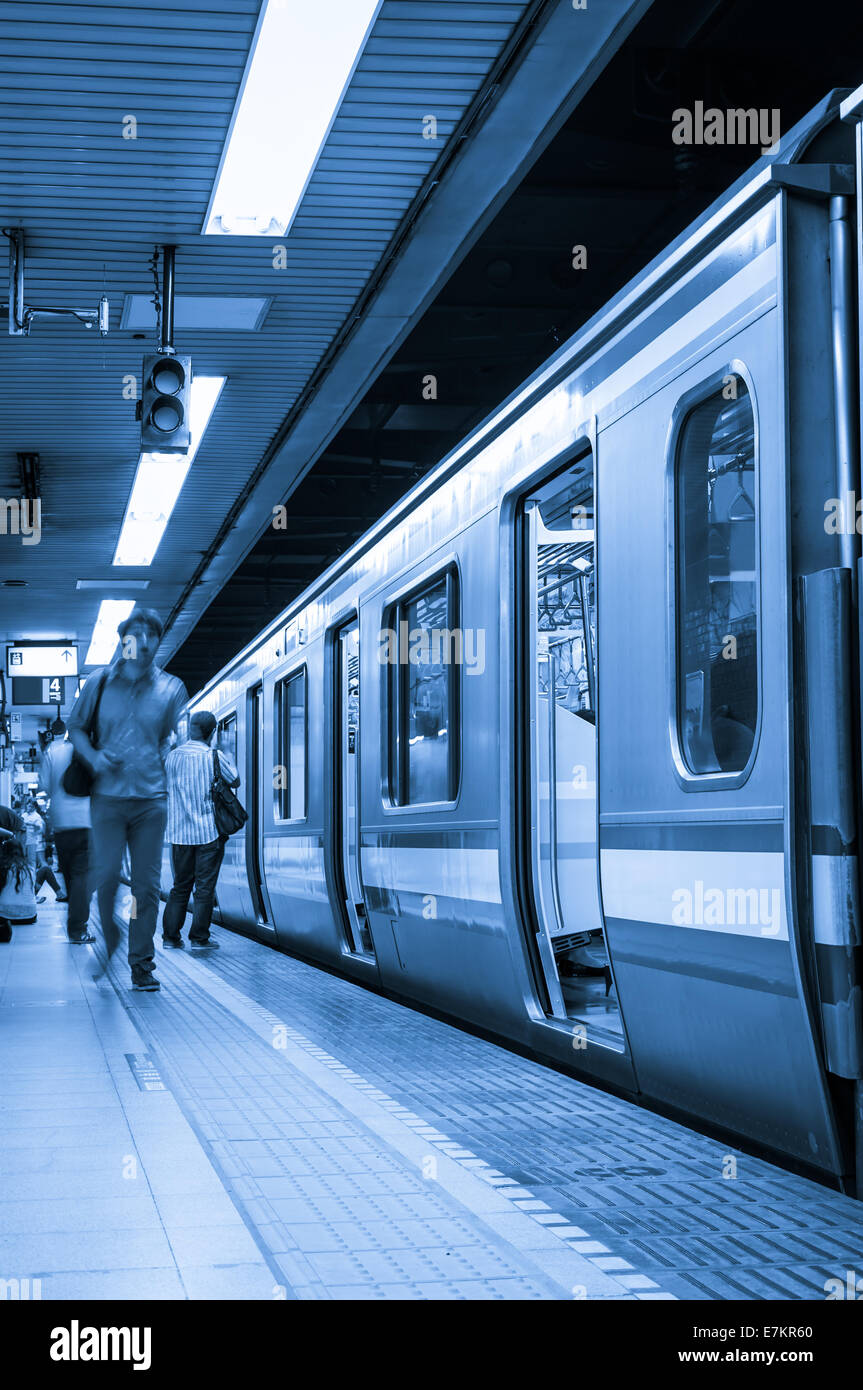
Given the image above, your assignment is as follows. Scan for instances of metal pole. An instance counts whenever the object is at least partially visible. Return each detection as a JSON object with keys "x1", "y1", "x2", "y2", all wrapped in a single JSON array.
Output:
[
  {"x1": 161, "y1": 244, "x2": 176, "y2": 353},
  {"x1": 829, "y1": 197, "x2": 859, "y2": 575},
  {"x1": 7, "y1": 229, "x2": 24, "y2": 336}
]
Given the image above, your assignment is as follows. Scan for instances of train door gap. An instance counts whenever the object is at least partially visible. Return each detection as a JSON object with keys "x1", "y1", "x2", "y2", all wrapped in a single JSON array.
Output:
[
  {"x1": 522, "y1": 455, "x2": 625, "y2": 1042},
  {"x1": 246, "y1": 683, "x2": 268, "y2": 926},
  {"x1": 336, "y1": 619, "x2": 374, "y2": 957}
]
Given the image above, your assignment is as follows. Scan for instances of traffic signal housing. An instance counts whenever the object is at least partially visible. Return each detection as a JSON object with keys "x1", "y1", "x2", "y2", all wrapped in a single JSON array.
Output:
[{"x1": 140, "y1": 352, "x2": 192, "y2": 452}]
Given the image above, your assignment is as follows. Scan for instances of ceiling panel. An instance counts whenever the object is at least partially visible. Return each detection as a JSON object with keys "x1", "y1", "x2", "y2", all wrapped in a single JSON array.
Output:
[{"x1": 0, "y1": 0, "x2": 536, "y2": 716}]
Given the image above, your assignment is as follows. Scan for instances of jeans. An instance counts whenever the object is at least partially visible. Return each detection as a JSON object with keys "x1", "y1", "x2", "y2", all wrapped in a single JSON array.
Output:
[
  {"x1": 90, "y1": 795, "x2": 166, "y2": 973},
  {"x1": 54, "y1": 828, "x2": 91, "y2": 939},
  {"x1": 163, "y1": 840, "x2": 225, "y2": 942}
]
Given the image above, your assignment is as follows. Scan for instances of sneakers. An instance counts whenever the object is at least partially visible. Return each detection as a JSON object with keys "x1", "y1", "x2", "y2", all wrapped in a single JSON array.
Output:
[
  {"x1": 70, "y1": 932, "x2": 96, "y2": 945},
  {"x1": 131, "y1": 969, "x2": 161, "y2": 991},
  {"x1": 190, "y1": 938, "x2": 219, "y2": 950},
  {"x1": 162, "y1": 936, "x2": 185, "y2": 949},
  {"x1": 56, "y1": 894, "x2": 69, "y2": 903}
]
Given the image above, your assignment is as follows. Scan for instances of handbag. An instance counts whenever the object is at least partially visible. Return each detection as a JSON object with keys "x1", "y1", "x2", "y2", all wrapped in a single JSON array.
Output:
[
  {"x1": 62, "y1": 670, "x2": 108, "y2": 797},
  {"x1": 211, "y1": 750, "x2": 248, "y2": 839},
  {"x1": 0, "y1": 827, "x2": 37, "y2": 923}
]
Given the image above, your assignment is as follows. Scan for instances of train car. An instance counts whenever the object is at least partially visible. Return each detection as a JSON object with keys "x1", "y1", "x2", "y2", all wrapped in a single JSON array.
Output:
[{"x1": 173, "y1": 89, "x2": 863, "y2": 1192}]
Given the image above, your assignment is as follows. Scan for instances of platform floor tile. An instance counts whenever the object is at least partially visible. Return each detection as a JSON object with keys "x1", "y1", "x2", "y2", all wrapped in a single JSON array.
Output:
[
  {"x1": 89, "y1": 916, "x2": 627, "y2": 1300},
  {"x1": 186, "y1": 916, "x2": 863, "y2": 1302}
]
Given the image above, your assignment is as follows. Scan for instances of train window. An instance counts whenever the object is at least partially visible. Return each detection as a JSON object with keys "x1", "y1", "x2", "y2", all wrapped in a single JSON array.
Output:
[
  {"x1": 217, "y1": 712, "x2": 237, "y2": 765},
  {"x1": 387, "y1": 570, "x2": 459, "y2": 805},
  {"x1": 675, "y1": 379, "x2": 758, "y2": 775},
  {"x1": 276, "y1": 669, "x2": 307, "y2": 819}
]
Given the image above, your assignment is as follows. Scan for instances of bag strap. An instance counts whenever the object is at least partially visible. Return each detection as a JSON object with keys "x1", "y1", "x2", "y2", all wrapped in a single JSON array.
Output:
[
  {"x1": 212, "y1": 749, "x2": 222, "y2": 787},
  {"x1": 87, "y1": 669, "x2": 109, "y2": 749}
]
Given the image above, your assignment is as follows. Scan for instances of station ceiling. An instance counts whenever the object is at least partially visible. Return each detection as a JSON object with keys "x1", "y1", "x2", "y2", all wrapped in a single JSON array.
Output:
[{"x1": 0, "y1": 0, "x2": 649, "y2": 727}]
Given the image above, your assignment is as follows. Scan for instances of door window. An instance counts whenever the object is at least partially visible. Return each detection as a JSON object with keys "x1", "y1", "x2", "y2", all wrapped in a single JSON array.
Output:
[{"x1": 675, "y1": 380, "x2": 758, "y2": 775}]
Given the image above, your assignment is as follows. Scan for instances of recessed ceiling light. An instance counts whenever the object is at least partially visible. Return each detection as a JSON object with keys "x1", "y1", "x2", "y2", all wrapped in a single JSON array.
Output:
[
  {"x1": 203, "y1": 0, "x2": 382, "y2": 238},
  {"x1": 84, "y1": 600, "x2": 136, "y2": 667}
]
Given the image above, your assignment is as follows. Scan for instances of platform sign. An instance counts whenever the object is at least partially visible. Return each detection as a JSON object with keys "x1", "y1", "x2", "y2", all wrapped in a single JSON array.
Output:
[
  {"x1": 11, "y1": 676, "x2": 65, "y2": 706},
  {"x1": 6, "y1": 644, "x2": 78, "y2": 678},
  {"x1": 9, "y1": 713, "x2": 22, "y2": 742}
]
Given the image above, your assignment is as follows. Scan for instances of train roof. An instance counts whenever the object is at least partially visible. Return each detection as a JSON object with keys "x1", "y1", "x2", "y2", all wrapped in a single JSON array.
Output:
[{"x1": 187, "y1": 87, "x2": 851, "y2": 707}]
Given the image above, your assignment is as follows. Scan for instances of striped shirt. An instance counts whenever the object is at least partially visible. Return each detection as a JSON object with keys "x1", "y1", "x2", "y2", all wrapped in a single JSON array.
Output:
[{"x1": 166, "y1": 740, "x2": 239, "y2": 846}]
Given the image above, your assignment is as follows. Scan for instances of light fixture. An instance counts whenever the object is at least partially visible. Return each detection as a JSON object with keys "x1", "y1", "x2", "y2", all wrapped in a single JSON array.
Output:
[
  {"x1": 120, "y1": 294, "x2": 271, "y2": 332},
  {"x1": 203, "y1": 0, "x2": 383, "y2": 237},
  {"x1": 84, "y1": 600, "x2": 136, "y2": 667},
  {"x1": 113, "y1": 376, "x2": 225, "y2": 567}
]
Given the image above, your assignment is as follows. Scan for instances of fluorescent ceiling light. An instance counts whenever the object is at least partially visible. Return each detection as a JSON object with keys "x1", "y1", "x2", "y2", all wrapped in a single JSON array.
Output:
[
  {"x1": 204, "y1": 0, "x2": 383, "y2": 237},
  {"x1": 84, "y1": 600, "x2": 136, "y2": 667},
  {"x1": 113, "y1": 376, "x2": 225, "y2": 568},
  {"x1": 120, "y1": 295, "x2": 271, "y2": 332}
]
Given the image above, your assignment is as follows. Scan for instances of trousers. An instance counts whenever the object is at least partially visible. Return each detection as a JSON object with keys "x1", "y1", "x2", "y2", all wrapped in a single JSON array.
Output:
[
  {"x1": 54, "y1": 827, "x2": 91, "y2": 939},
  {"x1": 90, "y1": 795, "x2": 166, "y2": 972},
  {"x1": 163, "y1": 839, "x2": 225, "y2": 942}
]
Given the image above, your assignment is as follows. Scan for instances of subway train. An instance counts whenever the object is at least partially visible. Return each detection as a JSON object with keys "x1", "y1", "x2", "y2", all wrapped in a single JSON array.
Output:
[{"x1": 167, "y1": 89, "x2": 863, "y2": 1192}]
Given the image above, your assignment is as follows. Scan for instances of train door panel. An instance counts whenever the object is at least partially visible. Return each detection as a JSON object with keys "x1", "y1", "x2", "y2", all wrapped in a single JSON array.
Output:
[
  {"x1": 335, "y1": 620, "x2": 374, "y2": 956},
  {"x1": 210, "y1": 707, "x2": 247, "y2": 924},
  {"x1": 245, "y1": 682, "x2": 272, "y2": 927},
  {"x1": 597, "y1": 304, "x2": 844, "y2": 1173}
]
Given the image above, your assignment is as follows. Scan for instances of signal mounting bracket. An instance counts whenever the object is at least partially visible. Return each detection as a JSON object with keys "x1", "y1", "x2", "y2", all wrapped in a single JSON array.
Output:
[{"x1": 1, "y1": 228, "x2": 109, "y2": 336}]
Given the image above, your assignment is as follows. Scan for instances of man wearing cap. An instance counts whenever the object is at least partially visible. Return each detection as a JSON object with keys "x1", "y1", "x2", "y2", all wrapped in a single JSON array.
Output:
[
  {"x1": 163, "y1": 710, "x2": 238, "y2": 949},
  {"x1": 68, "y1": 608, "x2": 187, "y2": 991}
]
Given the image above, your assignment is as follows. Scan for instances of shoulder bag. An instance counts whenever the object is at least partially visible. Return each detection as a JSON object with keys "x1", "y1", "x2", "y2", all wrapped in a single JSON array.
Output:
[
  {"x1": 62, "y1": 670, "x2": 108, "y2": 798},
  {"x1": 211, "y1": 750, "x2": 248, "y2": 839}
]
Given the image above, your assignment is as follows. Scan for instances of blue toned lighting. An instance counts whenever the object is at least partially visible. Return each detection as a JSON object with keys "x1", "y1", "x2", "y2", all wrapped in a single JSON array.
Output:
[{"x1": 84, "y1": 599, "x2": 136, "y2": 667}]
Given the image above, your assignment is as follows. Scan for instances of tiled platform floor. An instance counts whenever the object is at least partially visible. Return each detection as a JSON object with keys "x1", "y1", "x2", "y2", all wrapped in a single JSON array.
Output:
[{"x1": 2, "y1": 895, "x2": 863, "y2": 1300}]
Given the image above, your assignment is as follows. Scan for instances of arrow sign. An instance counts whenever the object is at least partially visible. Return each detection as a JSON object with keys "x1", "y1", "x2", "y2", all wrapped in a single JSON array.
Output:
[{"x1": 5, "y1": 645, "x2": 78, "y2": 678}]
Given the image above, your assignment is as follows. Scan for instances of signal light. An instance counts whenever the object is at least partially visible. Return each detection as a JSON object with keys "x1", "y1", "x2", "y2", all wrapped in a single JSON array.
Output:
[{"x1": 140, "y1": 352, "x2": 192, "y2": 452}]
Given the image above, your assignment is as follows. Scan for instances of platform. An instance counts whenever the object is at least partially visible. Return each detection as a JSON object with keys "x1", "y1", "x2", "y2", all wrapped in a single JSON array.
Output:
[{"x1": 2, "y1": 896, "x2": 863, "y2": 1301}]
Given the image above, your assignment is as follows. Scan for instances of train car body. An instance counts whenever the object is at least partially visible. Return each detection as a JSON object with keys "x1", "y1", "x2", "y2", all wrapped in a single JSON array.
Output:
[{"x1": 174, "y1": 89, "x2": 863, "y2": 1190}]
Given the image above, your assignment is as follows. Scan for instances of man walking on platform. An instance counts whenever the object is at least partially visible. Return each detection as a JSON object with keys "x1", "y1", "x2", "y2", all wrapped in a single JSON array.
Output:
[
  {"x1": 39, "y1": 719, "x2": 95, "y2": 944},
  {"x1": 68, "y1": 608, "x2": 186, "y2": 991},
  {"x1": 163, "y1": 710, "x2": 238, "y2": 950}
]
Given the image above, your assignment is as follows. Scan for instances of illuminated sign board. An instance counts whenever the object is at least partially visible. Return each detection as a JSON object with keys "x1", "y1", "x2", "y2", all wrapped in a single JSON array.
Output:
[{"x1": 6, "y1": 645, "x2": 78, "y2": 678}]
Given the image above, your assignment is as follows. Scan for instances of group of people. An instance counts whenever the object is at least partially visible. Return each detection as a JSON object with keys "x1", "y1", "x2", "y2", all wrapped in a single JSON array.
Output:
[{"x1": 0, "y1": 608, "x2": 240, "y2": 991}]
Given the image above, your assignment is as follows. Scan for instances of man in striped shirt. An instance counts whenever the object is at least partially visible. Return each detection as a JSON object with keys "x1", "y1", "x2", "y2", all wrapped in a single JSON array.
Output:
[{"x1": 163, "y1": 710, "x2": 239, "y2": 949}]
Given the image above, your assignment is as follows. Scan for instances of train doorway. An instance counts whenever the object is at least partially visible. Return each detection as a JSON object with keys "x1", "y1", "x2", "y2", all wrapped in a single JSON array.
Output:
[
  {"x1": 246, "y1": 683, "x2": 269, "y2": 927},
  {"x1": 521, "y1": 455, "x2": 624, "y2": 1042},
  {"x1": 335, "y1": 619, "x2": 374, "y2": 956}
]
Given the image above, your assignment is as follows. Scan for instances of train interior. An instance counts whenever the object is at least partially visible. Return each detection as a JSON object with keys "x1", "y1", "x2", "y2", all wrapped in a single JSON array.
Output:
[{"x1": 524, "y1": 456, "x2": 623, "y2": 1042}]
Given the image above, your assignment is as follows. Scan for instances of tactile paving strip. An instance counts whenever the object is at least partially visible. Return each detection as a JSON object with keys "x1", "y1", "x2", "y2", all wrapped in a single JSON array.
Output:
[{"x1": 196, "y1": 926, "x2": 863, "y2": 1301}]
